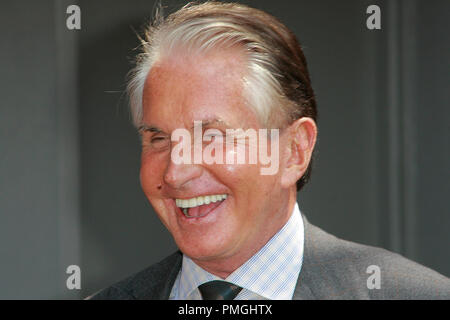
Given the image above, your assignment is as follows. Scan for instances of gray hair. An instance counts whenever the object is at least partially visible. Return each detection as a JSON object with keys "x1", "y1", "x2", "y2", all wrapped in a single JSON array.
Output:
[{"x1": 127, "y1": 1, "x2": 318, "y2": 190}]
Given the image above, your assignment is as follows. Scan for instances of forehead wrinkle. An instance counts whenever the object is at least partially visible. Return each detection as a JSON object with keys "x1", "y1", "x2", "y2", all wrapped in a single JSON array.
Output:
[
  {"x1": 151, "y1": 48, "x2": 247, "y2": 99},
  {"x1": 143, "y1": 49, "x2": 262, "y2": 133}
]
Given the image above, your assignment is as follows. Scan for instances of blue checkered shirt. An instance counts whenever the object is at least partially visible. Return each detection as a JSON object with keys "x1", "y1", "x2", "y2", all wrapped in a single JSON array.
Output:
[{"x1": 169, "y1": 203, "x2": 304, "y2": 300}]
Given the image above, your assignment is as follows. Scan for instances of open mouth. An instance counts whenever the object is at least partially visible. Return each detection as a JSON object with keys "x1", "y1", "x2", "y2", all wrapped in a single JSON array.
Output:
[{"x1": 175, "y1": 194, "x2": 227, "y2": 218}]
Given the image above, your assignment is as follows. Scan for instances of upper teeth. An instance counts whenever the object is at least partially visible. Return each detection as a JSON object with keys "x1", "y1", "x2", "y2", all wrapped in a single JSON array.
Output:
[{"x1": 175, "y1": 194, "x2": 228, "y2": 208}]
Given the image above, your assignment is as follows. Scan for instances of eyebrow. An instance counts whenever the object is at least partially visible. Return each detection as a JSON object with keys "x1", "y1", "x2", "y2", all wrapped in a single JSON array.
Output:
[
  {"x1": 137, "y1": 124, "x2": 163, "y2": 134},
  {"x1": 138, "y1": 118, "x2": 235, "y2": 134},
  {"x1": 190, "y1": 118, "x2": 232, "y2": 130}
]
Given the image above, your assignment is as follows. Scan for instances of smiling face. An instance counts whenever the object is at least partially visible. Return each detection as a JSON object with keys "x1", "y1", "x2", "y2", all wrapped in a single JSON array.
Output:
[{"x1": 140, "y1": 49, "x2": 295, "y2": 277}]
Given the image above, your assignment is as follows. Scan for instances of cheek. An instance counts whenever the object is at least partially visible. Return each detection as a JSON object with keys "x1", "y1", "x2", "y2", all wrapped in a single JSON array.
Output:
[
  {"x1": 140, "y1": 153, "x2": 166, "y2": 196},
  {"x1": 216, "y1": 162, "x2": 273, "y2": 198},
  {"x1": 236, "y1": 166, "x2": 282, "y2": 205}
]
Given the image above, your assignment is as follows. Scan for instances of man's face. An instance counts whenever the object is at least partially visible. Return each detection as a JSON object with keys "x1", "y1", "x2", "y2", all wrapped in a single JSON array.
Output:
[{"x1": 140, "y1": 49, "x2": 291, "y2": 270}]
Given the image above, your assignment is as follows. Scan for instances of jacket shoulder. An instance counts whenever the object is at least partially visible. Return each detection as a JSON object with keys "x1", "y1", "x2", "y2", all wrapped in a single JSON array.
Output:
[
  {"x1": 300, "y1": 220, "x2": 450, "y2": 299},
  {"x1": 364, "y1": 245, "x2": 450, "y2": 299},
  {"x1": 87, "y1": 251, "x2": 182, "y2": 300}
]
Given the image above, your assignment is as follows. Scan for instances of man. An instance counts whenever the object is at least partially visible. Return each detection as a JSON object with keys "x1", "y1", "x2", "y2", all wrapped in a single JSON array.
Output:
[{"x1": 90, "y1": 1, "x2": 450, "y2": 299}]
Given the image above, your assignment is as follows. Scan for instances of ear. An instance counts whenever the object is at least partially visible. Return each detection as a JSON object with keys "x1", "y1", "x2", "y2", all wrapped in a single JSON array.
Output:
[{"x1": 280, "y1": 117, "x2": 317, "y2": 189}]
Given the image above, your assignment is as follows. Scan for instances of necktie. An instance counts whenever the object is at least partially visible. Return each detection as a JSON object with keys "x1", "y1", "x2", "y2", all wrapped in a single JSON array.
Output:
[{"x1": 198, "y1": 280, "x2": 243, "y2": 300}]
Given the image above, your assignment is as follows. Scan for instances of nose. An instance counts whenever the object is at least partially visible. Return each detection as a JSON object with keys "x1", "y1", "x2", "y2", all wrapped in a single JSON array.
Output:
[{"x1": 163, "y1": 159, "x2": 203, "y2": 189}]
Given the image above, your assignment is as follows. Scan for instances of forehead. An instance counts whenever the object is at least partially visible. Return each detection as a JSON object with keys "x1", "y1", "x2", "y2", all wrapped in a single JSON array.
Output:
[{"x1": 141, "y1": 49, "x2": 261, "y2": 131}]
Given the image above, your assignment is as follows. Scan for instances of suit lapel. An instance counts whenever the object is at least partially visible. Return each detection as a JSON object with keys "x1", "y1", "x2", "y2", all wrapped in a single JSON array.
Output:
[
  {"x1": 157, "y1": 251, "x2": 183, "y2": 299},
  {"x1": 292, "y1": 214, "x2": 318, "y2": 299}
]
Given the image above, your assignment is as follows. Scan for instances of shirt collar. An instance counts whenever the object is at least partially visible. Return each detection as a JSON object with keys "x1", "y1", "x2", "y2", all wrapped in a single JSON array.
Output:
[{"x1": 176, "y1": 203, "x2": 304, "y2": 300}]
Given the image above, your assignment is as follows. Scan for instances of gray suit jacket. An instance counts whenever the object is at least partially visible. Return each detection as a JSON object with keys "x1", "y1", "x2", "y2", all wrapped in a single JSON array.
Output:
[{"x1": 90, "y1": 215, "x2": 450, "y2": 299}]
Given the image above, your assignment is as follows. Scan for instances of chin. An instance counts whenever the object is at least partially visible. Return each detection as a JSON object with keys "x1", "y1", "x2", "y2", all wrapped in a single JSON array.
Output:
[{"x1": 175, "y1": 232, "x2": 235, "y2": 262}]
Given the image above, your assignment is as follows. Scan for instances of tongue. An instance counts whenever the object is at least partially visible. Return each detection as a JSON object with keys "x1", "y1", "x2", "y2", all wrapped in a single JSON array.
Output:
[{"x1": 188, "y1": 200, "x2": 223, "y2": 217}]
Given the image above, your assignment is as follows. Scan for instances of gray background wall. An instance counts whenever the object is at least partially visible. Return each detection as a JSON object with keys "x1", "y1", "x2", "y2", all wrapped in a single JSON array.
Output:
[{"x1": 0, "y1": 0, "x2": 448, "y2": 299}]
